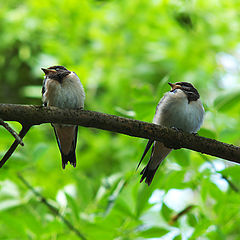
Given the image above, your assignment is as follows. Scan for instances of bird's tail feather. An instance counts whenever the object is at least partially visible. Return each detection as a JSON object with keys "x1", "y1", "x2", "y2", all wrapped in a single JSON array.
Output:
[
  {"x1": 61, "y1": 149, "x2": 76, "y2": 169},
  {"x1": 53, "y1": 125, "x2": 78, "y2": 169},
  {"x1": 140, "y1": 142, "x2": 172, "y2": 186},
  {"x1": 140, "y1": 165, "x2": 158, "y2": 186}
]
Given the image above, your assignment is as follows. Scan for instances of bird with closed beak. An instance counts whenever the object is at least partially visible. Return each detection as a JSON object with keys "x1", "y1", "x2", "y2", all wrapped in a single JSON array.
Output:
[
  {"x1": 41, "y1": 66, "x2": 85, "y2": 169},
  {"x1": 137, "y1": 82, "x2": 204, "y2": 186}
]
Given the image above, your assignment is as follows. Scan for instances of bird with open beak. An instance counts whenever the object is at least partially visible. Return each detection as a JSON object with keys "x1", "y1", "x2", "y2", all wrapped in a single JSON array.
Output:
[
  {"x1": 137, "y1": 82, "x2": 204, "y2": 186},
  {"x1": 41, "y1": 66, "x2": 85, "y2": 169}
]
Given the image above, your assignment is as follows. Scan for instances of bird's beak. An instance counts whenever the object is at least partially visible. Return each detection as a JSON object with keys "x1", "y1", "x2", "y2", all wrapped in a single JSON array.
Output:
[
  {"x1": 41, "y1": 68, "x2": 56, "y2": 75},
  {"x1": 168, "y1": 82, "x2": 181, "y2": 91}
]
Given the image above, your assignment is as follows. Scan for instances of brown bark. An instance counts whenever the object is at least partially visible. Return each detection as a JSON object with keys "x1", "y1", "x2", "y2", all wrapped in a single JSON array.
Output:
[{"x1": 0, "y1": 104, "x2": 240, "y2": 163}]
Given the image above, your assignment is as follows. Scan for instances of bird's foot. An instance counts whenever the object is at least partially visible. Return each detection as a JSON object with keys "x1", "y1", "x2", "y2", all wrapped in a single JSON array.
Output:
[
  {"x1": 171, "y1": 126, "x2": 183, "y2": 132},
  {"x1": 192, "y1": 132, "x2": 198, "y2": 136}
]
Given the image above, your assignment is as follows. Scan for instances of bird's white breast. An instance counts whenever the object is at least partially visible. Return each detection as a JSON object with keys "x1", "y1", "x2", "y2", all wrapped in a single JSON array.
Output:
[
  {"x1": 154, "y1": 90, "x2": 204, "y2": 133},
  {"x1": 43, "y1": 72, "x2": 85, "y2": 109}
]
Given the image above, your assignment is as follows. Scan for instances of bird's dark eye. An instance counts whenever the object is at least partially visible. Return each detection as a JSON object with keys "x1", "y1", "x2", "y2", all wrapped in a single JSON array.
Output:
[{"x1": 55, "y1": 67, "x2": 60, "y2": 71}]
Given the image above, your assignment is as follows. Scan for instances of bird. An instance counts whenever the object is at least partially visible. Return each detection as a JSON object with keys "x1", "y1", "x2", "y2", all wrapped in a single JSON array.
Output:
[
  {"x1": 137, "y1": 82, "x2": 204, "y2": 186},
  {"x1": 41, "y1": 65, "x2": 85, "y2": 169}
]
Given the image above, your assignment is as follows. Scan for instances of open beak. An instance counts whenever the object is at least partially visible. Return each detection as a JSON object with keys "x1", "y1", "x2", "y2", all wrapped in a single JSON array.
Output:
[
  {"x1": 168, "y1": 82, "x2": 181, "y2": 91},
  {"x1": 41, "y1": 68, "x2": 56, "y2": 75}
]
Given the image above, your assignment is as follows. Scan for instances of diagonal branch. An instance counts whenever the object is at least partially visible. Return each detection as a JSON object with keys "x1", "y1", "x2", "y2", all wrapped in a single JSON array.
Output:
[
  {"x1": 0, "y1": 124, "x2": 31, "y2": 168},
  {"x1": 202, "y1": 155, "x2": 239, "y2": 193},
  {"x1": 17, "y1": 174, "x2": 87, "y2": 240},
  {"x1": 0, "y1": 104, "x2": 240, "y2": 164},
  {"x1": 169, "y1": 205, "x2": 195, "y2": 225},
  {"x1": 0, "y1": 118, "x2": 24, "y2": 146}
]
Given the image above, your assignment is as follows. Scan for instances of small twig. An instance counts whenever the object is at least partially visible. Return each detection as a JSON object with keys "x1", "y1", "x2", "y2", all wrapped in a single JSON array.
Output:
[
  {"x1": 104, "y1": 179, "x2": 126, "y2": 215},
  {"x1": 0, "y1": 124, "x2": 31, "y2": 168},
  {"x1": 0, "y1": 118, "x2": 24, "y2": 146},
  {"x1": 202, "y1": 155, "x2": 239, "y2": 193},
  {"x1": 169, "y1": 205, "x2": 195, "y2": 225},
  {"x1": 17, "y1": 173, "x2": 87, "y2": 240},
  {"x1": 221, "y1": 175, "x2": 239, "y2": 193}
]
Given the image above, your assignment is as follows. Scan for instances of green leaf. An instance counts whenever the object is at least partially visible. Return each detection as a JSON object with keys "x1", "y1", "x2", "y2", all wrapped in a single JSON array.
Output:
[
  {"x1": 156, "y1": 75, "x2": 170, "y2": 97},
  {"x1": 65, "y1": 193, "x2": 80, "y2": 221},
  {"x1": 160, "y1": 170, "x2": 186, "y2": 190},
  {"x1": 173, "y1": 235, "x2": 182, "y2": 240},
  {"x1": 20, "y1": 85, "x2": 42, "y2": 98},
  {"x1": 188, "y1": 213, "x2": 198, "y2": 227},
  {"x1": 139, "y1": 227, "x2": 169, "y2": 238},
  {"x1": 135, "y1": 185, "x2": 153, "y2": 217},
  {"x1": 201, "y1": 177, "x2": 209, "y2": 202},
  {"x1": 0, "y1": 199, "x2": 22, "y2": 211},
  {"x1": 206, "y1": 226, "x2": 225, "y2": 240},
  {"x1": 115, "y1": 198, "x2": 135, "y2": 218},
  {"x1": 171, "y1": 149, "x2": 190, "y2": 167},
  {"x1": 161, "y1": 203, "x2": 172, "y2": 222},
  {"x1": 220, "y1": 166, "x2": 240, "y2": 183},
  {"x1": 198, "y1": 128, "x2": 216, "y2": 139},
  {"x1": 214, "y1": 90, "x2": 240, "y2": 112},
  {"x1": 190, "y1": 217, "x2": 211, "y2": 239}
]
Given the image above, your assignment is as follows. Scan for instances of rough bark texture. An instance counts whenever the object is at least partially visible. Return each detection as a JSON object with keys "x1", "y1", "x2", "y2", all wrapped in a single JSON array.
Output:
[{"x1": 0, "y1": 104, "x2": 240, "y2": 162}]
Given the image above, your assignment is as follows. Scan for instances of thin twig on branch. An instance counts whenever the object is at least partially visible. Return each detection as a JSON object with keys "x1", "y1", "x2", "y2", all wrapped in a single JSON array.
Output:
[
  {"x1": 0, "y1": 118, "x2": 24, "y2": 146},
  {"x1": 202, "y1": 155, "x2": 239, "y2": 193},
  {"x1": 0, "y1": 104, "x2": 240, "y2": 166},
  {"x1": 169, "y1": 205, "x2": 195, "y2": 225},
  {"x1": 17, "y1": 173, "x2": 87, "y2": 240},
  {"x1": 0, "y1": 124, "x2": 31, "y2": 168}
]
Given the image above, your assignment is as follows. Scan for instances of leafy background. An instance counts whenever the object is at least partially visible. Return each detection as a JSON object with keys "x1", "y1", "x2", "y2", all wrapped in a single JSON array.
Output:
[{"x1": 1, "y1": 0, "x2": 240, "y2": 239}]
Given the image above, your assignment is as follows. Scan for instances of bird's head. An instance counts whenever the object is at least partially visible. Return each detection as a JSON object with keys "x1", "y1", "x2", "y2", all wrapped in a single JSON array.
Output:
[
  {"x1": 168, "y1": 82, "x2": 200, "y2": 102},
  {"x1": 41, "y1": 66, "x2": 71, "y2": 83}
]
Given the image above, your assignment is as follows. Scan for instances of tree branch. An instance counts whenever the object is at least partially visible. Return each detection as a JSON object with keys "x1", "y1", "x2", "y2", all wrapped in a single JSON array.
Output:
[
  {"x1": 0, "y1": 104, "x2": 240, "y2": 164},
  {"x1": 17, "y1": 173, "x2": 87, "y2": 240},
  {"x1": 0, "y1": 118, "x2": 24, "y2": 146},
  {"x1": 0, "y1": 124, "x2": 31, "y2": 168},
  {"x1": 169, "y1": 205, "x2": 195, "y2": 225}
]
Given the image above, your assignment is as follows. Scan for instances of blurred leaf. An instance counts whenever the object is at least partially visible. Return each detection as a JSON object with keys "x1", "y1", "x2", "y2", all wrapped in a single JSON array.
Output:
[
  {"x1": 0, "y1": 199, "x2": 22, "y2": 211},
  {"x1": 201, "y1": 177, "x2": 210, "y2": 202},
  {"x1": 20, "y1": 85, "x2": 42, "y2": 98},
  {"x1": 161, "y1": 203, "x2": 172, "y2": 222},
  {"x1": 188, "y1": 213, "x2": 198, "y2": 227},
  {"x1": 173, "y1": 235, "x2": 182, "y2": 240},
  {"x1": 214, "y1": 90, "x2": 240, "y2": 112},
  {"x1": 138, "y1": 227, "x2": 169, "y2": 238},
  {"x1": 190, "y1": 217, "x2": 211, "y2": 239},
  {"x1": 65, "y1": 193, "x2": 80, "y2": 221},
  {"x1": 135, "y1": 185, "x2": 153, "y2": 217},
  {"x1": 160, "y1": 170, "x2": 187, "y2": 190},
  {"x1": 198, "y1": 128, "x2": 216, "y2": 139},
  {"x1": 133, "y1": 101, "x2": 155, "y2": 121},
  {"x1": 206, "y1": 226, "x2": 225, "y2": 240},
  {"x1": 171, "y1": 149, "x2": 190, "y2": 167},
  {"x1": 115, "y1": 106, "x2": 136, "y2": 118},
  {"x1": 220, "y1": 166, "x2": 240, "y2": 183},
  {"x1": 115, "y1": 197, "x2": 135, "y2": 218},
  {"x1": 156, "y1": 75, "x2": 170, "y2": 97}
]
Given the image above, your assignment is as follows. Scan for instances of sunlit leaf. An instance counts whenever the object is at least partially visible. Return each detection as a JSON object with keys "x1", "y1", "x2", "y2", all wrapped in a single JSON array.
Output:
[
  {"x1": 214, "y1": 90, "x2": 240, "y2": 112},
  {"x1": 138, "y1": 227, "x2": 169, "y2": 238}
]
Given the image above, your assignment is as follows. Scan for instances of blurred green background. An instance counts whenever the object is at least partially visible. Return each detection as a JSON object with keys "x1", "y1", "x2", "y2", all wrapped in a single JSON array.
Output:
[{"x1": 1, "y1": 0, "x2": 240, "y2": 239}]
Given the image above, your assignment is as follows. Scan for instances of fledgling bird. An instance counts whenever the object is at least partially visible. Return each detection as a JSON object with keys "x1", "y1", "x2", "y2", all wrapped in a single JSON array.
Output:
[
  {"x1": 41, "y1": 66, "x2": 85, "y2": 169},
  {"x1": 137, "y1": 82, "x2": 204, "y2": 186}
]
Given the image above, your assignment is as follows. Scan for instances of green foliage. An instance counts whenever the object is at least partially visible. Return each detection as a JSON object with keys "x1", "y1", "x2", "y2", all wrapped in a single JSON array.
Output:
[{"x1": 1, "y1": 0, "x2": 240, "y2": 239}]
